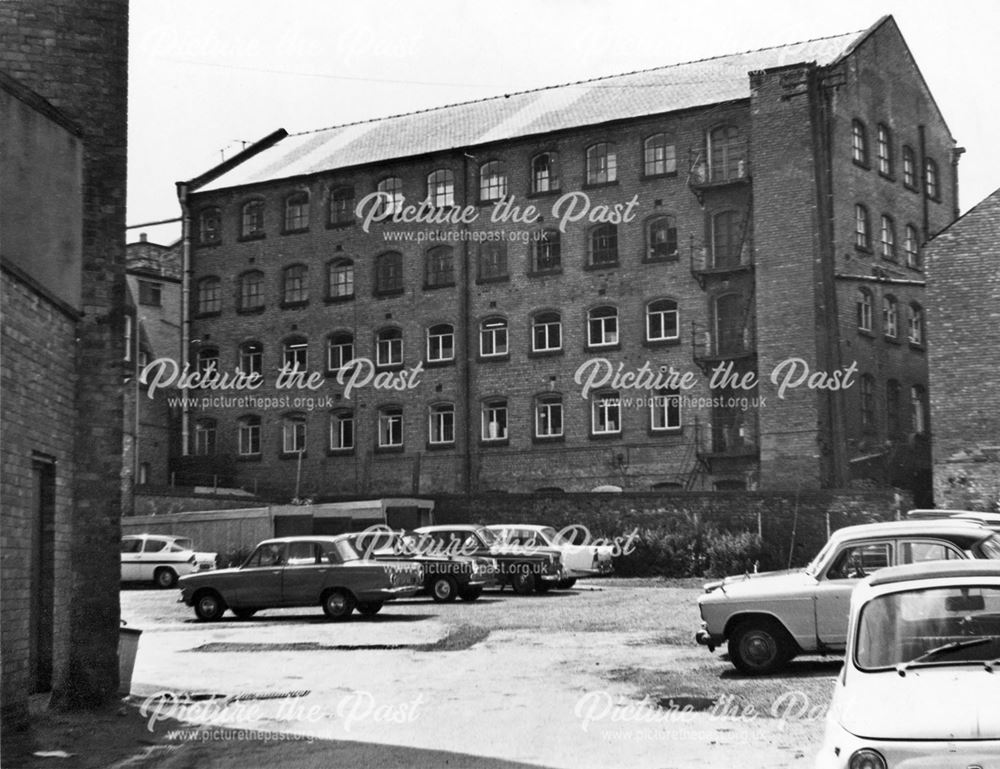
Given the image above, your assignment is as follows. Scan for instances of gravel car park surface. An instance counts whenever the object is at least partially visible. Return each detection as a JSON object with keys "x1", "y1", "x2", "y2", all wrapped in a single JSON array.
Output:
[{"x1": 123, "y1": 578, "x2": 839, "y2": 769}]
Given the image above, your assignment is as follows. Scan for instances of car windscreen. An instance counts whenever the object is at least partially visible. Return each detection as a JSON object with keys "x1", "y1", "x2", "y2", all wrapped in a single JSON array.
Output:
[
  {"x1": 805, "y1": 537, "x2": 837, "y2": 576},
  {"x1": 173, "y1": 538, "x2": 194, "y2": 551},
  {"x1": 330, "y1": 539, "x2": 361, "y2": 563},
  {"x1": 855, "y1": 584, "x2": 1000, "y2": 670},
  {"x1": 979, "y1": 534, "x2": 1000, "y2": 560}
]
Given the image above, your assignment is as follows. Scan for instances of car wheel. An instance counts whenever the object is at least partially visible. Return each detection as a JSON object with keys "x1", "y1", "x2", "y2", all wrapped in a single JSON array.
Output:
[
  {"x1": 154, "y1": 567, "x2": 178, "y2": 589},
  {"x1": 193, "y1": 590, "x2": 226, "y2": 622},
  {"x1": 231, "y1": 608, "x2": 257, "y2": 620},
  {"x1": 557, "y1": 578, "x2": 577, "y2": 590},
  {"x1": 458, "y1": 586, "x2": 483, "y2": 602},
  {"x1": 534, "y1": 576, "x2": 551, "y2": 593},
  {"x1": 511, "y1": 571, "x2": 535, "y2": 596},
  {"x1": 431, "y1": 576, "x2": 458, "y2": 603},
  {"x1": 356, "y1": 601, "x2": 383, "y2": 616},
  {"x1": 727, "y1": 619, "x2": 792, "y2": 675},
  {"x1": 322, "y1": 589, "x2": 356, "y2": 620}
]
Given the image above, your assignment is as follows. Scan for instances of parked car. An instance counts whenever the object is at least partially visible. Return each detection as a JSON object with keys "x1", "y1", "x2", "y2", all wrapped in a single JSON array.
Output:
[
  {"x1": 485, "y1": 524, "x2": 614, "y2": 588},
  {"x1": 815, "y1": 560, "x2": 1000, "y2": 768},
  {"x1": 178, "y1": 536, "x2": 423, "y2": 621},
  {"x1": 121, "y1": 533, "x2": 218, "y2": 588},
  {"x1": 695, "y1": 519, "x2": 1000, "y2": 674},
  {"x1": 341, "y1": 530, "x2": 496, "y2": 602},
  {"x1": 412, "y1": 525, "x2": 563, "y2": 595}
]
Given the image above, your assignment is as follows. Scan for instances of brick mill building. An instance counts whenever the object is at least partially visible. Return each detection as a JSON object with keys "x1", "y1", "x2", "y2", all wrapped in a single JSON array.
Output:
[
  {"x1": 925, "y1": 188, "x2": 1000, "y2": 510},
  {"x1": 178, "y1": 16, "x2": 958, "y2": 503}
]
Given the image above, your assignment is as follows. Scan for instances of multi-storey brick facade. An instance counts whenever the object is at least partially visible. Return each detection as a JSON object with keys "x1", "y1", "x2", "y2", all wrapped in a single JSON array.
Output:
[
  {"x1": 0, "y1": 0, "x2": 128, "y2": 727},
  {"x1": 179, "y1": 16, "x2": 955, "y2": 504},
  {"x1": 925, "y1": 188, "x2": 1000, "y2": 510}
]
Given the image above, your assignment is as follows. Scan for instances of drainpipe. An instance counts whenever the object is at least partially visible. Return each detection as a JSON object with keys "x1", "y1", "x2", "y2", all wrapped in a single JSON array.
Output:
[
  {"x1": 176, "y1": 181, "x2": 193, "y2": 457},
  {"x1": 461, "y1": 152, "x2": 474, "y2": 494}
]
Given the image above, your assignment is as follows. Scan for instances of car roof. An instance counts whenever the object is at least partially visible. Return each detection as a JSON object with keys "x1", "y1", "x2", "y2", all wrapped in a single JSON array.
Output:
[
  {"x1": 485, "y1": 524, "x2": 548, "y2": 530},
  {"x1": 831, "y1": 519, "x2": 991, "y2": 541},
  {"x1": 867, "y1": 559, "x2": 1000, "y2": 587},
  {"x1": 256, "y1": 536, "x2": 352, "y2": 545},
  {"x1": 413, "y1": 525, "x2": 482, "y2": 532},
  {"x1": 906, "y1": 508, "x2": 982, "y2": 519},
  {"x1": 124, "y1": 533, "x2": 187, "y2": 540}
]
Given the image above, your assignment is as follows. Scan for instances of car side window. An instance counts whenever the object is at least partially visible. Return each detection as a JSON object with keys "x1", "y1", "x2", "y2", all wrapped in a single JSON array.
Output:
[
  {"x1": 899, "y1": 540, "x2": 963, "y2": 564},
  {"x1": 286, "y1": 542, "x2": 319, "y2": 566},
  {"x1": 826, "y1": 543, "x2": 891, "y2": 580},
  {"x1": 247, "y1": 543, "x2": 286, "y2": 567},
  {"x1": 143, "y1": 539, "x2": 168, "y2": 553},
  {"x1": 320, "y1": 543, "x2": 342, "y2": 564},
  {"x1": 121, "y1": 539, "x2": 142, "y2": 554}
]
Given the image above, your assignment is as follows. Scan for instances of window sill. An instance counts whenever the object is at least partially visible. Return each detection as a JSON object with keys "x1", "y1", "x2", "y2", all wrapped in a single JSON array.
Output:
[
  {"x1": 641, "y1": 171, "x2": 678, "y2": 181},
  {"x1": 374, "y1": 445, "x2": 405, "y2": 454},
  {"x1": 479, "y1": 438, "x2": 509, "y2": 448},
  {"x1": 326, "y1": 447, "x2": 355, "y2": 457},
  {"x1": 477, "y1": 198, "x2": 504, "y2": 207},
  {"x1": 527, "y1": 268, "x2": 563, "y2": 278},
  {"x1": 852, "y1": 159, "x2": 870, "y2": 171},
  {"x1": 475, "y1": 275, "x2": 510, "y2": 285},
  {"x1": 280, "y1": 227, "x2": 310, "y2": 236},
  {"x1": 236, "y1": 454, "x2": 262, "y2": 462},
  {"x1": 643, "y1": 254, "x2": 680, "y2": 264},
  {"x1": 280, "y1": 300, "x2": 309, "y2": 310},
  {"x1": 586, "y1": 343, "x2": 620, "y2": 353},
  {"x1": 879, "y1": 254, "x2": 898, "y2": 263},
  {"x1": 857, "y1": 329, "x2": 875, "y2": 339},
  {"x1": 237, "y1": 306, "x2": 266, "y2": 315},
  {"x1": 878, "y1": 171, "x2": 896, "y2": 182},
  {"x1": 589, "y1": 431, "x2": 622, "y2": 440},
  {"x1": 527, "y1": 188, "x2": 561, "y2": 199},
  {"x1": 194, "y1": 310, "x2": 221, "y2": 319},
  {"x1": 884, "y1": 335, "x2": 902, "y2": 345},
  {"x1": 426, "y1": 441, "x2": 456, "y2": 451},
  {"x1": 424, "y1": 282, "x2": 457, "y2": 291},
  {"x1": 584, "y1": 261, "x2": 620, "y2": 272},
  {"x1": 854, "y1": 245, "x2": 873, "y2": 255},
  {"x1": 196, "y1": 240, "x2": 222, "y2": 249},
  {"x1": 649, "y1": 427, "x2": 684, "y2": 437},
  {"x1": 424, "y1": 358, "x2": 456, "y2": 369},
  {"x1": 908, "y1": 341, "x2": 926, "y2": 352},
  {"x1": 643, "y1": 338, "x2": 681, "y2": 349},
  {"x1": 279, "y1": 452, "x2": 307, "y2": 460},
  {"x1": 325, "y1": 294, "x2": 355, "y2": 304},
  {"x1": 903, "y1": 182, "x2": 919, "y2": 193},
  {"x1": 477, "y1": 354, "x2": 510, "y2": 363},
  {"x1": 326, "y1": 220, "x2": 354, "y2": 230},
  {"x1": 532, "y1": 434, "x2": 565, "y2": 444},
  {"x1": 375, "y1": 363, "x2": 404, "y2": 372},
  {"x1": 583, "y1": 180, "x2": 619, "y2": 190},
  {"x1": 527, "y1": 349, "x2": 563, "y2": 359},
  {"x1": 374, "y1": 288, "x2": 405, "y2": 298},
  {"x1": 237, "y1": 232, "x2": 266, "y2": 243}
]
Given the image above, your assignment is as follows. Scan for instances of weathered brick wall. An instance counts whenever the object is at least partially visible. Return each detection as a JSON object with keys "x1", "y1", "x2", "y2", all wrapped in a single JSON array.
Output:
[{"x1": 0, "y1": 0, "x2": 129, "y2": 713}]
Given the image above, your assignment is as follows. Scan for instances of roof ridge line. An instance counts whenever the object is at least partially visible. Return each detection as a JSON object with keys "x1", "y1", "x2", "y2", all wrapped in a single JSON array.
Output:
[{"x1": 289, "y1": 27, "x2": 865, "y2": 138}]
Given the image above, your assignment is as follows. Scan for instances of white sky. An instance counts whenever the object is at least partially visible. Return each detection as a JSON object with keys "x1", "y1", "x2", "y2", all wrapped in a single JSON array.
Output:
[{"x1": 127, "y1": 0, "x2": 1000, "y2": 245}]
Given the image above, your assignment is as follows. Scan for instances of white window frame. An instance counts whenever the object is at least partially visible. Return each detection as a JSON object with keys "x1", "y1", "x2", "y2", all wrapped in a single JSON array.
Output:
[
  {"x1": 588, "y1": 307, "x2": 619, "y2": 348},
  {"x1": 883, "y1": 297, "x2": 898, "y2": 339},
  {"x1": 481, "y1": 401, "x2": 508, "y2": 442},
  {"x1": 283, "y1": 339, "x2": 308, "y2": 371},
  {"x1": 586, "y1": 142, "x2": 617, "y2": 185},
  {"x1": 376, "y1": 177, "x2": 403, "y2": 217},
  {"x1": 428, "y1": 404, "x2": 455, "y2": 445},
  {"x1": 376, "y1": 329, "x2": 403, "y2": 368},
  {"x1": 857, "y1": 290, "x2": 873, "y2": 332},
  {"x1": 284, "y1": 192, "x2": 309, "y2": 231},
  {"x1": 194, "y1": 419, "x2": 216, "y2": 455},
  {"x1": 535, "y1": 396, "x2": 563, "y2": 438},
  {"x1": 327, "y1": 334, "x2": 354, "y2": 372},
  {"x1": 328, "y1": 260, "x2": 354, "y2": 298},
  {"x1": 479, "y1": 318, "x2": 508, "y2": 358},
  {"x1": 282, "y1": 415, "x2": 307, "y2": 453},
  {"x1": 532, "y1": 313, "x2": 562, "y2": 353},
  {"x1": 479, "y1": 161, "x2": 507, "y2": 202},
  {"x1": 427, "y1": 169, "x2": 455, "y2": 208},
  {"x1": 646, "y1": 300, "x2": 679, "y2": 342},
  {"x1": 591, "y1": 393, "x2": 621, "y2": 435},
  {"x1": 329, "y1": 410, "x2": 354, "y2": 451},
  {"x1": 238, "y1": 342, "x2": 262, "y2": 375},
  {"x1": 908, "y1": 305, "x2": 924, "y2": 345},
  {"x1": 426, "y1": 324, "x2": 455, "y2": 363},
  {"x1": 643, "y1": 133, "x2": 676, "y2": 176},
  {"x1": 378, "y1": 407, "x2": 404, "y2": 448},
  {"x1": 238, "y1": 417, "x2": 261, "y2": 456},
  {"x1": 880, "y1": 215, "x2": 895, "y2": 260},
  {"x1": 650, "y1": 389, "x2": 681, "y2": 432}
]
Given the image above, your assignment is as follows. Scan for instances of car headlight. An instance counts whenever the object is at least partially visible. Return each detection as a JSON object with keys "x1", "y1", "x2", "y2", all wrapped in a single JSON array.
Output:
[{"x1": 848, "y1": 749, "x2": 886, "y2": 769}]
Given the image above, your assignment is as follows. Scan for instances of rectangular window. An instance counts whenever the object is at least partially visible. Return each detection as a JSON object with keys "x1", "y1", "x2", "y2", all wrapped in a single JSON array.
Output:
[
  {"x1": 238, "y1": 421, "x2": 261, "y2": 456},
  {"x1": 429, "y1": 406, "x2": 455, "y2": 445},
  {"x1": 283, "y1": 418, "x2": 307, "y2": 453},
  {"x1": 330, "y1": 412, "x2": 354, "y2": 450},
  {"x1": 379, "y1": 409, "x2": 403, "y2": 448},
  {"x1": 427, "y1": 326, "x2": 454, "y2": 363},
  {"x1": 532, "y1": 316, "x2": 561, "y2": 352},
  {"x1": 138, "y1": 280, "x2": 162, "y2": 306},
  {"x1": 480, "y1": 320, "x2": 508, "y2": 357},
  {"x1": 592, "y1": 395, "x2": 621, "y2": 435},
  {"x1": 651, "y1": 389, "x2": 681, "y2": 431},
  {"x1": 482, "y1": 402, "x2": 508, "y2": 441},
  {"x1": 535, "y1": 398, "x2": 563, "y2": 438},
  {"x1": 330, "y1": 187, "x2": 354, "y2": 225}
]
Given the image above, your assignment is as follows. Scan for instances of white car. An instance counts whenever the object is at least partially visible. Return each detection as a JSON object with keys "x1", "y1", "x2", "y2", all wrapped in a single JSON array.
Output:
[
  {"x1": 486, "y1": 524, "x2": 614, "y2": 588},
  {"x1": 121, "y1": 534, "x2": 217, "y2": 588},
  {"x1": 815, "y1": 560, "x2": 1000, "y2": 769}
]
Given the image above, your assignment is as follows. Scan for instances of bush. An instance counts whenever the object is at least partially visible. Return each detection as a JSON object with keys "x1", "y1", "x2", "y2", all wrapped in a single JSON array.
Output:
[{"x1": 703, "y1": 530, "x2": 769, "y2": 578}]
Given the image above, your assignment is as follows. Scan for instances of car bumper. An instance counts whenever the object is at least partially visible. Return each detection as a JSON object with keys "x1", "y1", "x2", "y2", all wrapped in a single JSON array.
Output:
[
  {"x1": 695, "y1": 627, "x2": 723, "y2": 651},
  {"x1": 565, "y1": 564, "x2": 615, "y2": 578},
  {"x1": 369, "y1": 585, "x2": 422, "y2": 600}
]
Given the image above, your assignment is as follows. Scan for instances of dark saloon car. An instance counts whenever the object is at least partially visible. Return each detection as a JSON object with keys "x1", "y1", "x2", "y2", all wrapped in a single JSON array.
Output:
[
  {"x1": 178, "y1": 536, "x2": 423, "y2": 621},
  {"x1": 343, "y1": 530, "x2": 496, "y2": 602},
  {"x1": 412, "y1": 525, "x2": 563, "y2": 595}
]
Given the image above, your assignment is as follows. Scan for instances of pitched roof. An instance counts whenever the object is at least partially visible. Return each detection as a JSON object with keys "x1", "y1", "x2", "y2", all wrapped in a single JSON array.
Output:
[{"x1": 197, "y1": 28, "x2": 868, "y2": 193}]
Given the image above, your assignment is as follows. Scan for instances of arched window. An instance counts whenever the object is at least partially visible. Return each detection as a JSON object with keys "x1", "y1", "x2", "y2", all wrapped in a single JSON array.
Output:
[
  {"x1": 282, "y1": 413, "x2": 307, "y2": 454},
  {"x1": 532, "y1": 311, "x2": 561, "y2": 353},
  {"x1": 908, "y1": 303, "x2": 924, "y2": 345},
  {"x1": 876, "y1": 124, "x2": 892, "y2": 176},
  {"x1": 198, "y1": 207, "x2": 221, "y2": 245},
  {"x1": 713, "y1": 293, "x2": 745, "y2": 355},
  {"x1": 481, "y1": 399, "x2": 508, "y2": 441},
  {"x1": 587, "y1": 306, "x2": 618, "y2": 348},
  {"x1": 376, "y1": 327, "x2": 403, "y2": 368},
  {"x1": 910, "y1": 385, "x2": 927, "y2": 434},
  {"x1": 479, "y1": 160, "x2": 507, "y2": 202},
  {"x1": 882, "y1": 295, "x2": 898, "y2": 339},
  {"x1": 855, "y1": 204, "x2": 870, "y2": 250},
  {"x1": 851, "y1": 119, "x2": 868, "y2": 166},
  {"x1": 237, "y1": 415, "x2": 261, "y2": 456},
  {"x1": 425, "y1": 246, "x2": 455, "y2": 288},
  {"x1": 856, "y1": 288, "x2": 873, "y2": 332},
  {"x1": 902, "y1": 146, "x2": 917, "y2": 189},
  {"x1": 531, "y1": 152, "x2": 559, "y2": 193},
  {"x1": 879, "y1": 215, "x2": 896, "y2": 260},
  {"x1": 643, "y1": 133, "x2": 676, "y2": 176},
  {"x1": 708, "y1": 125, "x2": 744, "y2": 181},
  {"x1": 532, "y1": 229, "x2": 561, "y2": 272},
  {"x1": 479, "y1": 317, "x2": 508, "y2": 358},
  {"x1": 647, "y1": 215, "x2": 678, "y2": 261},
  {"x1": 428, "y1": 403, "x2": 455, "y2": 445},
  {"x1": 535, "y1": 394, "x2": 563, "y2": 438},
  {"x1": 904, "y1": 224, "x2": 921, "y2": 269},
  {"x1": 589, "y1": 224, "x2": 618, "y2": 266},
  {"x1": 591, "y1": 391, "x2": 621, "y2": 435},
  {"x1": 860, "y1": 374, "x2": 875, "y2": 429},
  {"x1": 376, "y1": 177, "x2": 403, "y2": 217},
  {"x1": 646, "y1": 299, "x2": 679, "y2": 342},
  {"x1": 711, "y1": 210, "x2": 741, "y2": 267},
  {"x1": 238, "y1": 341, "x2": 262, "y2": 376},
  {"x1": 196, "y1": 276, "x2": 221, "y2": 314},
  {"x1": 477, "y1": 241, "x2": 507, "y2": 281},
  {"x1": 329, "y1": 409, "x2": 354, "y2": 451},
  {"x1": 327, "y1": 332, "x2": 354, "y2": 372},
  {"x1": 238, "y1": 270, "x2": 264, "y2": 311},
  {"x1": 378, "y1": 405, "x2": 404, "y2": 448},
  {"x1": 426, "y1": 323, "x2": 455, "y2": 363},
  {"x1": 426, "y1": 169, "x2": 455, "y2": 207},
  {"x1": 327, "y1": 258, "x2": 354, "y2": 299},
  {"x1": 924, "y1": 157, "x2": 940, "y2": 200},
  {"x1": 374, "y1": 251, "x2": 403, "y2": 295},
  {"x1": 283, "y1": 336, "x2": 308, "y2": 371},
  {"x1": 329, "y1": 185, "x2": 354, "y2": 225},
  {"x1": 284, "y1": 191, "x2": 310, "y2": 232},
  {"x1": 196, "y1": 346, "x2": 218, "y2": 377},
  {"x1": 585, "y1": 142, "x2": 616, "y2": 185},
  {"x1": 282, "y1": 264, "x2": 308, "y2": 304},
  {"x1": 194, "y1": 418, "x2": 217, "y2": 456},
  {"x1": 240, "y1": 200, "x2": 264, "y2": 238}
]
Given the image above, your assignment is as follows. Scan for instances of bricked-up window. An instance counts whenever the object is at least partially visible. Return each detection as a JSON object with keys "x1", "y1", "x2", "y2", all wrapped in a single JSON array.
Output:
[
  {"x1": 428, "y1": 403, "x2": 455, "y2": 445},
  {"x1": 532, "y1": 311, "x2": 562, "y2": 353},
  {"x1": 283, "y1": 336, "x2": 308, "y2": 371},
  {"x1": 329, "y1": 186, "x2": 354, "y2": 225},
  {"x1": 284, "y1": 191, "x2": 310, "y2": 232},
  {"x1": 327, "y1": 332, "x2": 354, "y2": 372},
  {"x1": 908, "y1": 303, "x2": 924, "y2": 345},
  {"x1": 535, "y1": 394, "x2": 563, "y2": 438},
  {"x1": 479, "y1": 317, "x2": 508, "y2": 358},
  {"x1": 376, "y1": 327, "x2": 403, "y2": 368},
  {"x1": 425, "y1": 246, "x2": 455, "y2": 288},
  {"x1": 857, "y1": 288, "x2": 873, "y2": 332},
  {"x1": 196, "y1": 276, "x2": 221, "y2": 315},
  {"x1": 375, "y1": 177, "x2": 404, "y2": 218},
  {"x1": 196, "y1": 347, "x2": 219, "y2": 378},
  {"x1": 238, "y1": 415, "x2": 261, "y2": 456},
  {"x1": 426, "y1": 323, "x2": 454, "y2": 363},
  {"x1": 426, "y1": 169, "x2": 455, "y2": 208},
  {"x1": 876, "y1": 124, "x2": 893, "y2": 177},
  {"x1": 924, "y1": 157, "x2": 940, "y2": 200},
  {"x1": 886, "y1": 379, "x2": 901, "y2": 436},
  {"x1": 531, "y1": 152, "x2": 560, "y2": 193},
  {"x1": 860, "y1": 375, "x2": 875, "y2": 430},
  {"x1": 238, "y1": 341, "x2": 263, "y2": 376},
  {"x1": 378, "y1": 406, "x2": 404, "y2": 448},
  {"x1": 479, "y1": 160, "x2": 507, "y2": 202},
  {"x1": 194, "y1": 418, "x2": 217, "y2": 456},
  {"x1": 198, "y1": 207, "x2": 221, "y2": 245},
  {"x1": 644, "y1": 133, "x2": 676, "y2": 177},
  {"x1": 904, "y1": 225, "x2": 921, "y2": 269},
  {"x1": 477, "y1": 241, "x2": 507, "y2": 281},
  {"x1": 902, "y1": 146, "x2": 917, "y2": 190},
  {"x1": 711, "y1": 210, "x2": 742, "y2": 268},
  {"x1": 481, "y1": 399, "x2": 508, "y2": 441},
  {"x1": 650, "y1": 388, "x2": 681, "y2": 432},
  {"x1": 708, "y1": 125, "x2": 745, "y2": 181},
  {"x1": 330, "y1": 409, "x2": 354, "y2": 451},
  {"x1": 879, "y1": 215, "x2": 896, "y2": 260},
  {"x1": 882, "y1": 295, "x2": 898, "y2": 339},
  {"x1": 241, "y1": 200, "x2": 265, "y2": 238},
  {"x1": 911, "y1": 385, "x2": 927, "y2": 434},
  {"x1": 851, "y1": 119, "x2": 868, "y2": 166},
  {"x1": 239, "y1": 270, "x2": 264, "y2": 311},
  {"x1": 532, "y1": 229, "x2": 561, "y2": 272},
  {"x1": 854, "y1": 204, "x2": 871, "y2": 250},
  {"x1": 374, "y1": 251, "x2": 403, "y2": 295},
  {"x1": 588, "y1": 306, "x2": 619, "y2": 348},
  {"x1": 646, "y1": 299, "x2": 679, "y2": 342},
  {"x1": 327, "y1": 258, "x2": 354, "y2": 299},
  {"x1": 585, "y1": 142, "x2": 617, "y2": 185},
  {"x1": 647, "y1": 216, "x2": 678, "y2": 261},
  {"x1": 591, "y1": 392, "x2": 621, "y2": 435},
  {"x1": 589, "y1": 224, "x2": 618, "y2": 266},
  {"x1": 138, "y1": 280, "x2": 162, "y2": 306},
  {"x1": 282, "y1": 413, "x2": 307, "y2": 454},
  {"x1": 282, "y1": 264, "x2": 308, "y2": 305}
]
